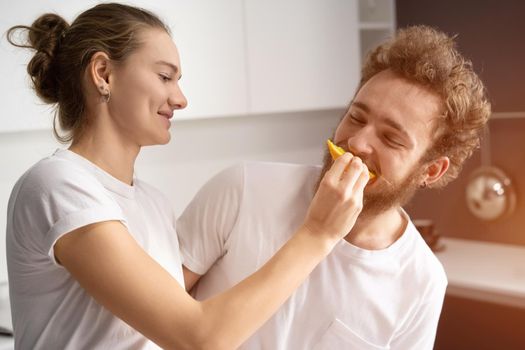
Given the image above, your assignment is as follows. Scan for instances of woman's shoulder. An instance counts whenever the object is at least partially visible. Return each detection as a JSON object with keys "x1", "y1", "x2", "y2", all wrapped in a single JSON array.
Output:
[{"x1": 15, "y1": 151, "x2": 103, "y2": 197}]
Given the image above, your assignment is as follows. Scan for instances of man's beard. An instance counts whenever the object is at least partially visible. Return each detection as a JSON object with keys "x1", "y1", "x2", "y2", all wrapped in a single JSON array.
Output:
[{"x1": 316, "y1": 150, "x2": 425, "y2": 218}]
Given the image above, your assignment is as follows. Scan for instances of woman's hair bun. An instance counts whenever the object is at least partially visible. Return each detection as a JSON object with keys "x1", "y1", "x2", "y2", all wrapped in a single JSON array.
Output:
[{"x1": 8, "y1": 14, "x2": 69, "y2": 103}]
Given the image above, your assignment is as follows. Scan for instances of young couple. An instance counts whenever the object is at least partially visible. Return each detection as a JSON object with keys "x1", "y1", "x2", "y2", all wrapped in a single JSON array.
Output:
[{"x1": 6, "y1": 3, "x2": 490, "y2": 349}]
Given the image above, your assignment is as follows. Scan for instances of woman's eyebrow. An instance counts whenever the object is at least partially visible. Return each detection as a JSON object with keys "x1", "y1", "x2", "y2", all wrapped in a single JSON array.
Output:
[{"x1": 155, "y1": 60, "x2": 179, "y2": 74}]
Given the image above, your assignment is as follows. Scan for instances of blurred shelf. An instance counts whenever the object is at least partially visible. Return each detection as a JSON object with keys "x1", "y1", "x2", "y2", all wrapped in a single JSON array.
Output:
[
  {"x1": 358, "y1": 0, "x2": 395, "y2": 64},
  {"x1": 359, "y1": 21, "x2": 393, "y2": 30},
  {"x1": 490, "y1": 112, "x2": 525, "y2": 119}
]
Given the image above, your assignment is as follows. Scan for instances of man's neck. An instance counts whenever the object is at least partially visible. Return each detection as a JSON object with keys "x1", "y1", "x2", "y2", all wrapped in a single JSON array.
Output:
[{"x1": 345, "y1": 207, "x2": 407, "y2": 250}]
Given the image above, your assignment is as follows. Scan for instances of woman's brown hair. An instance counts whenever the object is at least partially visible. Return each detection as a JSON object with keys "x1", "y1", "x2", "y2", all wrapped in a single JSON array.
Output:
[
  {"x1": 359, "y1": 25, "x2": 491, "y2": 187},
  {"x1": 7, "y1": 3, "x2": 169, "y2": 142}
]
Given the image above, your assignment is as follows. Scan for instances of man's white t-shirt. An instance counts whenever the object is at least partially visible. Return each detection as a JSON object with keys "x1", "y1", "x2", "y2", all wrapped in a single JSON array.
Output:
[
  {"x1": 6, "y1": 149, "x2": 184, "y2": 350},
  {"x1": 178, "y1": 162, "x2": 447, "y2": 350}
]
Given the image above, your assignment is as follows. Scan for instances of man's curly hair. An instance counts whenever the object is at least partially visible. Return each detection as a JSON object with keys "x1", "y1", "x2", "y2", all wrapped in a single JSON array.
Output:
[{"x1": 359, "y1": 25, "x2": 491, "y2": 188}]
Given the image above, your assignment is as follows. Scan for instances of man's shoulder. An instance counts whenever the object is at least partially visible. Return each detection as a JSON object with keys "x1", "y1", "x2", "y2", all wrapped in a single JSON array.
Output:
[
  {"x1": 408, "y1": 224, "x2": 448, "y2": 289},
  {"x1": 201, "y1": 161, "x2": 321, "y2": 195},
  {"x1": 241, "y1": 161, "x2": 321, "y2": 184},
  {"x1": 397, "y1": 221, "x2": 447, "y2": 290},
  {"x1": 242, "y1": 160, "x2": 321, "y2": 171}
]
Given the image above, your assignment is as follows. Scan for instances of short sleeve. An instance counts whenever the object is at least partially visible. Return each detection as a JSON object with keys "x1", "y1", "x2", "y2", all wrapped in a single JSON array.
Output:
[
  {"x1": 176, "y1": 163, "x2": 244, "y2": 275},
  {"x1": 11, "y1": 158, "x2": 125, "y2": 265}
]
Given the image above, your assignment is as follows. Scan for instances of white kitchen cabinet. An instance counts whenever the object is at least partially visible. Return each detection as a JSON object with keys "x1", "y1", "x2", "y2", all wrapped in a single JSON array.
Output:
[
  {"x1": 244, "y1": 0, "x2": 361, "y2": 114},
  {"x1": 148, "y1": 0, "x2": 248, "y2": 120},
  {"x1": 0, "y1": 0, "x2": 248, "y2": 132},
  {"x1": 0, "y1": 0, "x2": 88, "y2": 133},
  {"x1": 0, "y1": 0, "x2": 364, "y2": 132}
]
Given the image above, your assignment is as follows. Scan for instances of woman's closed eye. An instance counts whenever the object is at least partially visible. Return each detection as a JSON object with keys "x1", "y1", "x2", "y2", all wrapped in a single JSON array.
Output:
[{"x1": 159, "y1": 73, "x2": 172, "y2": 82}]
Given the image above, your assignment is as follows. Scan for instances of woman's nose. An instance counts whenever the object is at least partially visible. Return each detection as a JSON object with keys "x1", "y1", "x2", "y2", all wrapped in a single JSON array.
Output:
[{"x1": 169, "y1": 84, "x2": 187, "y2": 110}]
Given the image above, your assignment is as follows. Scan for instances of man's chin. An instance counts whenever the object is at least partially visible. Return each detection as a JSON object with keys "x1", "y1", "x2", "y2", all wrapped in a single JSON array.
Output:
[
  {"x1": 316, "y1": 150, "x2": 422, "y2": 217},
  {"x1": 361, "y1": 180, "x2": 419, "y2": 218},
  {"x1": 361, "y1": 196, "x2": 395, "y2": 218}
]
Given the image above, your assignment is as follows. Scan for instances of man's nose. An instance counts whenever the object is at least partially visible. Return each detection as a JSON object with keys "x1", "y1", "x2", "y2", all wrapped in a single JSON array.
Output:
[{"x1": 347, "y1": 127, "x2": 374, "y2": 156}]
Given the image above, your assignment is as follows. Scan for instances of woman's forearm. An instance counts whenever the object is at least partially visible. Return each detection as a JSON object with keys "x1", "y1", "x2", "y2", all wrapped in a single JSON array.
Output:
[{"x1": 197, "y1": 225, "x2": 336, "y2": 349}]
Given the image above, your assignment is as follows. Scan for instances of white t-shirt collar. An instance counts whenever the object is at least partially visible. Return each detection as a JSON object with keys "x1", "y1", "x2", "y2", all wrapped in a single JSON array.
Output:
[
  {"x1": 53, "y1": 149, "x2": 136, "y2": 199},
  {"x1": 336, "y1": 208, "x2": 415, "y2": 261}
]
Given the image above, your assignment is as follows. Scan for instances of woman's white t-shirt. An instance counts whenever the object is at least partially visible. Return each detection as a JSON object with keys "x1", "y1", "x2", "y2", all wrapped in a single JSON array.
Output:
[{"x1": 6, "y1": 149, "x2": 184, "y2": 349}]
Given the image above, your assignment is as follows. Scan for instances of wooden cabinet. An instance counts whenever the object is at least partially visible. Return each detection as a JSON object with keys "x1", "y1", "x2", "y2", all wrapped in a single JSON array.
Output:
[{"x1": 435, "y1": 295, "x2": 525, "y2": 350}]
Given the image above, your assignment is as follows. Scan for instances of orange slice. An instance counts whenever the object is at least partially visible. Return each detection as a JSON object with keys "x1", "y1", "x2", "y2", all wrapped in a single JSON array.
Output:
[{"x1": 326, "y1": 139, "x2": 376, "y2": 179}]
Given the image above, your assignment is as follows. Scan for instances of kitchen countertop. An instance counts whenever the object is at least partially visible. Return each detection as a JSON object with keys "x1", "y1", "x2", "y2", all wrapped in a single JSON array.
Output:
[{"x1": 436, "y1": 237, "x2": 525, "y2": 309}]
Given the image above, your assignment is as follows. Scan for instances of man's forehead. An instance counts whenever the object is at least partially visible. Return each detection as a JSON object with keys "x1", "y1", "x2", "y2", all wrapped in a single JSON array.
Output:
[{"x1": 351, "y1": 72, "x2": 443, "y2": 134}]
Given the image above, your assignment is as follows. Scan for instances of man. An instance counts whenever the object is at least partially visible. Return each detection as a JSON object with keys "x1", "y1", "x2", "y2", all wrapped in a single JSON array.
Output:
[{"x1": 177, "y1": 25, "x2": 490, "y2": 349}]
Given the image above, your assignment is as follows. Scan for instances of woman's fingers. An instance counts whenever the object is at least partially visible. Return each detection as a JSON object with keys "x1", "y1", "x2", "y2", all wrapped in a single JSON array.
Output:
[
  {"x1": 326, "y1": 153, "x2": 369, "y2": 193},
  {"x1": 303, "y1": 152, "x2": 369, "y2": 245},
  {"x1": 324, "y1": 152, "x2": 352, "y2": 185},
  {"x1": 340, "y1": 157, "x2": 369, "y2": 194},
  {"x1": 353, "y1": 162, "x2": 370, "y2": 193},
  {"x1": 338, "y1": 156, "x2": 363, "y2": 187}
]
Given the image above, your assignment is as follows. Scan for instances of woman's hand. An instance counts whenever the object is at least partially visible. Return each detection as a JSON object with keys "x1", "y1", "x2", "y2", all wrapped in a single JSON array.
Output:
[{"x1": 303, "y1": 153, "x2": 369, "y2": 247}]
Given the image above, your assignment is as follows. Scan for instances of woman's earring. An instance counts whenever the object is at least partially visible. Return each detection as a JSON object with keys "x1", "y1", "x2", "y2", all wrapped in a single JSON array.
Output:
[
  {"x1": 420, "y1": 181, "x2": 428, "y2": 189},
  {"x1": 101, "y1": 89, "x2": 111, "y2": 103}
]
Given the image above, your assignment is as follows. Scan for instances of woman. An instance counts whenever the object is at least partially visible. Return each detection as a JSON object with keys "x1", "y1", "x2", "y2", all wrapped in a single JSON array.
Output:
[{"x1": 6, "y1": 3, "x2": 369, "y2": 349}]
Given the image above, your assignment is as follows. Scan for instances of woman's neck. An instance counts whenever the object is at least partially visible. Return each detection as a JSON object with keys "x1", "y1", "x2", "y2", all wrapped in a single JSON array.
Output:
[{"x1": 69, "y1": 124, "x2": 139, "y2": 185}]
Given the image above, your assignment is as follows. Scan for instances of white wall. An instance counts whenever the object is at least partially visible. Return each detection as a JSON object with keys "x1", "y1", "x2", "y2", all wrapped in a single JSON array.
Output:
[{"x1": 0, "y1": 109, "x2": 343, "y2": 282}]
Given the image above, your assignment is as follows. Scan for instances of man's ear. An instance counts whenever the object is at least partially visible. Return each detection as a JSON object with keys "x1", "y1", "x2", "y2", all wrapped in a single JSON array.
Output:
[
  {"x1": 421, "y1": 156, "x2": 450, "y2": 187},
  {"x1": 89, "y1": 52, "x2": 111, "y2": 95}
]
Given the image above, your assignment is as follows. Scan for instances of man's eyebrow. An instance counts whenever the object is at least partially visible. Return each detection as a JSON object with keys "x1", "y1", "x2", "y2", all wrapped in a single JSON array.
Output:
[
  {"x1": 352, "y1": 101, "x2": 370, "y2": 113},
  {"x1": 352, "y1": 100, "x2": 411, "y2": 139},
  {"x1": 155, "y1": 60, "x2": 179, "y2": 74},
  {"x1": 383, "y1": 118, "x2": 411, "y2": 139}
]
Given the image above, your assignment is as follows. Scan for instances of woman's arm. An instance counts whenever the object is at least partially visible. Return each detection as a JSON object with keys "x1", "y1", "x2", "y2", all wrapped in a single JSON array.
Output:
[
  {"x1": 54, "y1": 154, "x2": 368, "y2": 350},
  {"x1": 183, "y1": 266, "x2": 201, "y2": 291}
]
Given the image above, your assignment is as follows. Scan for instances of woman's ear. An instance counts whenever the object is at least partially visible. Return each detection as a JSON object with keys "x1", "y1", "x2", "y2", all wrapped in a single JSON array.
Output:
[
  {"x1": 421, "y1": 156, "x2": 450, "y2": 187},
  {"x1": 89, "y1": 52, "x2": 111, "y2": 96}
]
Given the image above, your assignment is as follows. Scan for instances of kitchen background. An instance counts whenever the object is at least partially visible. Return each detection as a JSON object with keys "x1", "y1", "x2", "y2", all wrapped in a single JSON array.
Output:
[
  {"x1": 397, "y1": 1, "x2": 525, "y2": 349},
  {"x1": 0, "y1": 0, "x2": 523, "y2": 349}
]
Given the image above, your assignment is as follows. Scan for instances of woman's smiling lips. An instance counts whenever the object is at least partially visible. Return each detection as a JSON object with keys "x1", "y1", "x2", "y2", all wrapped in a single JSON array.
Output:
[
  {"x1": 158, "y1": 110, "x2": 173, "y2": 127},
  {"x1": 158, "y1": 109, "x2": 173, "y2": 119}
]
